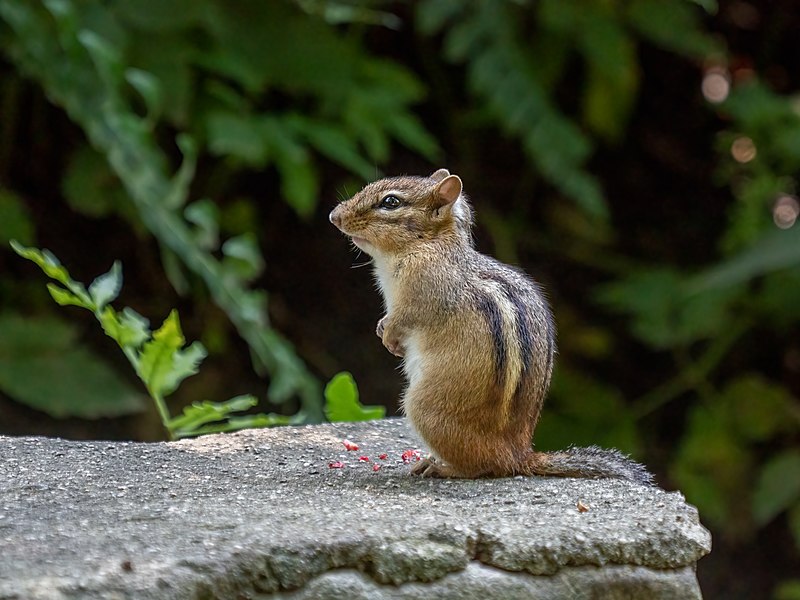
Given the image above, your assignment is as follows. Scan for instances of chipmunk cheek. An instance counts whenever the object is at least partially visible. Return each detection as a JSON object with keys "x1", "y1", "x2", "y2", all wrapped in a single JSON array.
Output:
[{"x1": 404, "y1": 218, "x2": 420, "y2": 232}]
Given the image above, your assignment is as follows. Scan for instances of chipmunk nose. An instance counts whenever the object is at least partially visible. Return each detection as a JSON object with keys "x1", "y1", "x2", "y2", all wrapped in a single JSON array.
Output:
[{"x1": 329, "y1": 206, "x2": 341, "y2": 228}]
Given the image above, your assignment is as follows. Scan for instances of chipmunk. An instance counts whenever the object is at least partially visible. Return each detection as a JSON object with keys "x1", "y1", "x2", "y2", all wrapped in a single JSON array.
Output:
[{"x1": 329, "y1": 169, "x2": 652, "y2": 485}]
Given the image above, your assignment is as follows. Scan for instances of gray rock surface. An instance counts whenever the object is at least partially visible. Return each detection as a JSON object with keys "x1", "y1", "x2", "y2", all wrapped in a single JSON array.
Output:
[{"x1": 0, "y1": 418, "x2": 711, "y2": 599}]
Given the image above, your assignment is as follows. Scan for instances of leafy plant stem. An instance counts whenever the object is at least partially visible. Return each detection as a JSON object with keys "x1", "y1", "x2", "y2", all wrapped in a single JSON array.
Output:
[
  {"x1": 151, "y1": 393, "x2": 174, "y2": 439},
  {"x1": 11, "y1": 240, "x2": 309, "y2": 439},
  {"x1": 0, "y1": 1, "x2": 323, "y2": 421}
]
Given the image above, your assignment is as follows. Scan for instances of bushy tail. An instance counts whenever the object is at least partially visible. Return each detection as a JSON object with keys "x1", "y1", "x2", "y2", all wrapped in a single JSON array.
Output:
[{"x1": 526, "y1": 446, "x2": 654, "y2": 486}]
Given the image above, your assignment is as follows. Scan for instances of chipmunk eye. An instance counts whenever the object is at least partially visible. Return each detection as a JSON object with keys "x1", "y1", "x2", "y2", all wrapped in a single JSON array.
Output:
[{"x1": 378, "y1": 195, "x2": 402, "y2": 210}]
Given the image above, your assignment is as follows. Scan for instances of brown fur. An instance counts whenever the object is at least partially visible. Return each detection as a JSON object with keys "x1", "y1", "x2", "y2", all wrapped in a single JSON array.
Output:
[{"x1": 329, "y1": 170, "x2": 652, "y2": 485}]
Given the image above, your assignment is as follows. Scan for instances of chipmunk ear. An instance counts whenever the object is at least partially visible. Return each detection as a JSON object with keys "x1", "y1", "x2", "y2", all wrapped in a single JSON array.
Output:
[
  {"x1": 434, "y1": 174, "x2": 462, "y2": 207},
  {"x1": 430, "y1": 168, "x2": 450, "y2": 182}
]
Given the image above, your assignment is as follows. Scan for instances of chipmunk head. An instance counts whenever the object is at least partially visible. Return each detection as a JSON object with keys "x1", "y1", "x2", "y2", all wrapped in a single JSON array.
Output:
[{"x1": 329, "y1": 169, "x2": 473, "y2": 256}]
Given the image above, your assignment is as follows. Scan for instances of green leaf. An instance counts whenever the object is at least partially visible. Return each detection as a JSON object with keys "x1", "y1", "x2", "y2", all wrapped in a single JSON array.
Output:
[
  {"x1": 136, "y1": 310, "x2": 207, "y2": 398},
  {"x1": 753, "y1": 450, "x2": 800, "y2": 526},
  {"x1": 163, "y1": 133, "x2": 197, "y2": 209},
  {"x1": 47, "y1": 283, "x2": 90, "y2": 309},
  {"x1": 722, "y1": 374, "x2": 796, "y2": 442},
  {"x1": 689, "y1": 226, "x2": 800, "y2": 293},
  {"x1": 579, "y1": 12, "x2": 639, "y2": 143},
  {"x1": 88, "y1": 261, "x2": 123, "y2": 310},
  {"x1": 160, "y1": 247, "x2": 190, "y2": 296},
  {"x1": 539, "y1": 0, "x2": 639, "y2": 142},
  {"x1": 169, "y1": 395, "x2": 257, "y2": 433},
  {"x1": 626, "y1": 0, "x2": 719, "y2": 58},
  {"x1": 98, "y1": 306, "x2": 151, "y2": 350},
  {"x1": 720, "y1": 171, "x2": 790, "y2": 253},
  {"x1": 552, "y1": 169, "x2": 607, "y2": 220},
  {"x1": 167, "y1": 342, "x2": 207, "y2": 395},
  {"x1": 384, "y1": 112, "x2": 440, "y2": 162},
  {"x1": 206, "y1": 111, "x2": 268, "y2": 165},
  {"x1": 276, "y1": 154, "x2": 318, "y2": 218},
  {"x1": 236, "y1": 290, "x2": 268, "y2": 328},
  {"x1": 597, "y1": 268, "x2": 736, "y2": 349},
  {"x1": 296, "y1": 0, "x2": 401, "y2": 28},
  {"x1": 185, "y1": 413, "x2": 293, "y2": 436},
  {"x1": 78, "y1": 30, "x2": 124, "y2": 84},
  {"x1": 126, "y1": 31, "x2": 195, "y2": 125},
  {"x1": 175, "y1": 411, "x2": 297, "y2": 437},
  {"x1": 42, "y1": 0, "x2": 73, "y2": 19},
  {"x1": 688, "y1": 0, "x2": 718, "y2": 14},
  {"x1": 11, "y1": 241, "x2": 73, "y2": 288},
  {"x1": 125, "y1": 68, "x2": 163, "y2": 120},
  {"x1": 720, "y1": 79, "x2": 799, "y2": 131},
  {"x1": 776, "y1": 580, "x2": 800, "y2": 600},
  {"x1": 168, "y1": 395, "x2": 299, "y2": 438},
  {"x1": 113, "y1": 0, "x2": 210, "y2": 31},
  {"x1": 11, "y1": 240, "x2": 93, "y2": 305},
  {"x1": 0, "y1": 188, "x2": 34, "y2": 245},
  {"x1": 221, "y1": 233, "x2": 265, "y2": 281},
  {"x1": 415, "y1": 0, "x2": 464, "y2": 34},
  {"x1": 287, "y1": 116, "x2": 375, "y2": 180},
  {"x1": 672, "y1": 402, "x2": 753, "y2": 528},
  {"x1": 0, "y1": 314, "x2": 146, "y2": 418},
  {"x1": 185, "y1": 199, "x2": 220, "y2": 249},
  {"x1": 324, "y1": 371, "x2": 385, "y2": 422}
]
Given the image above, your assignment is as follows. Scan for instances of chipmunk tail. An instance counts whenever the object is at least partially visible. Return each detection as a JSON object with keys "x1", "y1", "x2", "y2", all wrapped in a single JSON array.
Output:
[{"x1": 525, "y1": 446, "x2": 654, "y2": 486}]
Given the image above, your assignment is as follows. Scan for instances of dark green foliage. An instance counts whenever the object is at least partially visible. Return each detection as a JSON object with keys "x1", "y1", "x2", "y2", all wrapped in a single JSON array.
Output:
[
  {"x1": 718, "y1": 82, "x2": 800, "y2": 252},
  {"x1": 420, "y1": 0, "x2": 606, "y2": 218},
  {"x1": 597, "y1": 268, "x2": 738, "y2": 349},
  {"x1": 418, "y1": 0, "x2": 718, "y2": 220},
  {"x1": 536, "y1": 366, "x2": 642, "y2": 455},
  {"x1": 112, "y1": 0, "x2": 437, "y2": 212},
  {"x1": 0, "y1": 0, "x2": 444, "y2": 425},
  {"x1": 0, "y1": 313, "x2": 146, "y2": 418},
  {"x1": 10, "y1": 240, "x2": 386, "y2": 436}
]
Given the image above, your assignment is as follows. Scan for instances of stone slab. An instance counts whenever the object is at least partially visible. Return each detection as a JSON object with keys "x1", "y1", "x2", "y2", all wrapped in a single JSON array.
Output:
[{"x1": 0, "y1": 418, "x2": 711, "y2": 599}]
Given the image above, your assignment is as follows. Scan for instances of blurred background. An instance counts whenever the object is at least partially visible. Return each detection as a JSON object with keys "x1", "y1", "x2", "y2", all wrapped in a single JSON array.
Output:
[{"x1": 1, "y1": 0, "x2": 798, "y2": 596}]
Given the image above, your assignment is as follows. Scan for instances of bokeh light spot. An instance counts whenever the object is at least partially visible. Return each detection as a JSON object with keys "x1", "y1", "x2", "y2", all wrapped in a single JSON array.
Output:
[
  {"x1": 773, "y1": 195, "x2": 799, "y2": 229},
  {"x1": 702, "y1": 68, "x2": 730, "y2": 103},
  {"x1": 731, "y1": 136, "x2": 756, "y2": 163}
]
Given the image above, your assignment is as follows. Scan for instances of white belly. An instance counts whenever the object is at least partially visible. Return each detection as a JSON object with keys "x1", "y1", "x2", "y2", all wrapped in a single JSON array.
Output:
[
  {"x1": 399, "y1": 332, "x2": 426, "y2": 428},
  {"x1": 402, "y1": 332, "x2": 424, "y2": 388}
]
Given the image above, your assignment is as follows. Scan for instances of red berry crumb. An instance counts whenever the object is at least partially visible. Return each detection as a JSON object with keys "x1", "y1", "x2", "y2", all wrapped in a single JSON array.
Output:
[
  {"x1": 328, "y1": 461, "x2": 345, "y2": 469},
  {"x1": 372, "y1": 464, "x2": 381, "y2": 472},
  {"x1": 358, "y1": 456, "x2": 370, "y2": 462},
  {"x1": 401, "y1": 449, "x2": 422, "y2": 464},
  {"x1": 378, "y1": 454, "x2": 388, "y2": 460},
  {"x1": 342, "y1": 440, "x2": 359, "y2": 451}
]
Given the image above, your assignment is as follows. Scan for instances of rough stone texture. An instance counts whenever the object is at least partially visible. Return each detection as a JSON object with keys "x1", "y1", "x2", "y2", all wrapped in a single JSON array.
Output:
[
  {"x1": 0, "y1": 419, "x2": 711, "y2": 599},
  {"x1": 274, "y1": 564, "x2": 704, "y2": 600}
]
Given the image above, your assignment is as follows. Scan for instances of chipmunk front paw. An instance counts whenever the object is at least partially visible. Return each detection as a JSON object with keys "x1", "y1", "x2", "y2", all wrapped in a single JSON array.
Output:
[
  {"x1": 383, "y1": 336, "x2": 405, "y2": 357},
  {"x1": 379, "y1": 318, "x2": 405, "y2": 357}
]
